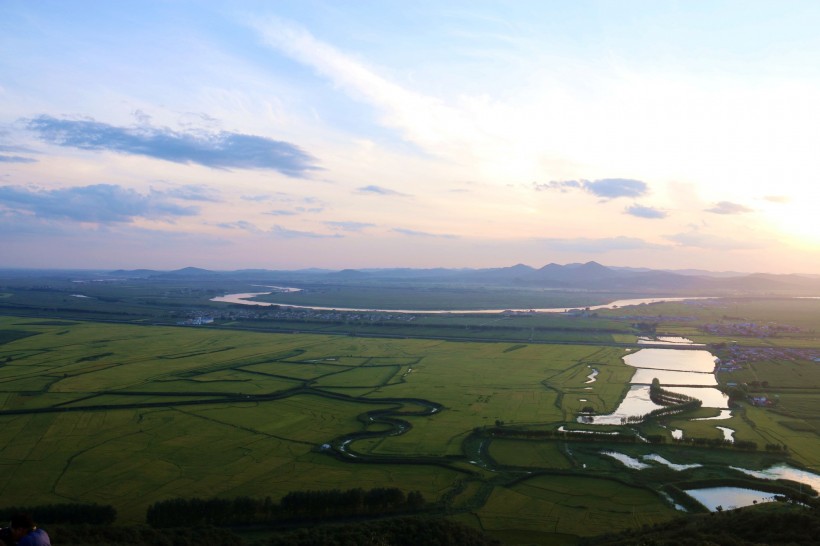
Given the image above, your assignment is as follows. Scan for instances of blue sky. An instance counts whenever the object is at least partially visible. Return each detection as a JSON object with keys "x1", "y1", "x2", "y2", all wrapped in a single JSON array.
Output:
[{"x1": 1, "y1": 1, "x2": 818, "y2": 272}]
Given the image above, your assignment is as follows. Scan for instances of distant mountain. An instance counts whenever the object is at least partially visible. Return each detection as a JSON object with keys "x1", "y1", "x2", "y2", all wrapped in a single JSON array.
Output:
[{"x1": 87, "y1": 262, "x2": 820, "y2": 295}]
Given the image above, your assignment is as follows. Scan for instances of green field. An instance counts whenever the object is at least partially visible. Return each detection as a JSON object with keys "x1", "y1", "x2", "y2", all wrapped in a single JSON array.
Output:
[{"x1": 0, "y1": 296, "x2": 818, "y2": 544}]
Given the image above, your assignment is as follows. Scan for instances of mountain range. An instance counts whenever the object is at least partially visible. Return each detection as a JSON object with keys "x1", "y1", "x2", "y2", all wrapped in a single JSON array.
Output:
[{"x1": 99, "y1": 262, "x2": 820, "y2": 295}]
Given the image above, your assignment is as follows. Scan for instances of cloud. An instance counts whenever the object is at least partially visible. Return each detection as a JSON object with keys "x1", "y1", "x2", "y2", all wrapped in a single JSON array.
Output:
[
  {"x1": 0, "y1": 184, "x2": 198, "y2": 223},
  {"x1": 625, "y1": 204, "x2": 667, "y2": 219},
  {"x1": 241, "y1": 194, "x2": 272, "y2": 202},
  {"x1": 264, "y1": 205, "x2": 324, "y2": 216},
  {"x1": 585, "y1": 179, "x2": 648, "y2": 199},
  {"x1": 535, "y1": 178, "x2": 648, "y2": 199},
  {"x1": 533, "y1": 180, "x2": 582, "y2": 193},
  {"x1": 763, "y1": 195, "x2": 790, "y2": 204},
  {"x1": 357, "y1": 185, "x2": 408, "y2": 196},
  {"x1": 706, "y1": 201, "x2": 754, "y2": 214},
  {"x1": 325, "y1": 221, "x2": 375, "y2": 232},
  {"x1": 665, "y1": 230, "x2": 760, "y2": 250},
  {"x1": 161, "y1": 184, "x2": 220, "y2": 202},
  {"x1": 392, "y1": 228, "x2": 457, "y2": 238},
  {"x1": 217, "y1": 220, "x2": 260, "y2": 233},
  {"x1": 265, "y1": 209, "x2": 298, "y2": 216},
  {"x1": 269, "y1": 225, "x2": 342, "y2": 239},
  {"x1": 0, "y1": 155, "x2": 37, "y2": 163},
  {"x1": 25, "y1": 115, "x2": 319, "y2": 177},
  {"x1": 539, "y1": 236, "x2": 659, "y2": 253}
]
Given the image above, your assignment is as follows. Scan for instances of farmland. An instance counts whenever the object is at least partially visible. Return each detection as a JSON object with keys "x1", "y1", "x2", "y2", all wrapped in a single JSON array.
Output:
[{"x1": 0, "y1": 275, "x2": 819, "y2": 544}]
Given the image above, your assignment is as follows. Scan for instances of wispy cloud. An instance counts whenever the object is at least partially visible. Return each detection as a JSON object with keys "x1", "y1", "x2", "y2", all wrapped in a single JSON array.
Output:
[
  {"x1": 241, "y1": 194, "x2": 273, "y2": 202},
  {"x1": 392, "y1": 228, "x2": 457, "y2": 238},
  {"x1": 269, "y1": 225, "x2": 342, "y2": 239},
  {"x1": 666, "y1": 230, "x2": 760, "y2": 250},
  {"x1": 325, "y1": 221, "x2": 375, "y2": 232},
  {"x1": 0, "y1": 184, "x2": 198, "y2": 223},
  {"x1": 265, "y1": 210, "x2": 298, "y2": 216},
  {"x1": 625, "y1": 204, "x2": 667, "y2": 219},
  {"x1": 706, "y1": 201, "x2": 754, "y2": 214},
  {"x1": 533, "y1": 180, "x2": 582, "y2": 193},
  {"x1": 217, "y1": 220, "x2": 260, "y2": 233},
  {"x1": 0, "y1": 155, "x2": 37, "y2": 163},
  {"x1": 250, "y1": 17, "x2": 455, "y2": 151},
  {"x1": 26, "y1": 115, "x2": 320, "y2": 177},
  {"x1": 539, "y1": 236, "x2": 658, "y2": 253},
  {"x1": 763, "y1": 195, "x2": 790, "y2": 204},
  {"x1": 534, "y1": 178, "x2": 649, "y2": 200},
  {"x1": 357, "y1": 185, "x2": 408, "y2": 196},
  {"x1": 161, "y1": 184, "x2": 221, "y2": 202}
]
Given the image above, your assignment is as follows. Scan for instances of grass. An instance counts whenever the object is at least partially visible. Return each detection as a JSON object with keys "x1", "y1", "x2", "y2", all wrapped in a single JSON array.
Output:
[
  {"x1": 477, "y1": 475, "x2": 678, "y2": 541},
  {"x1": 0, "y1": 304, "x2": 818, "y2": 543}
]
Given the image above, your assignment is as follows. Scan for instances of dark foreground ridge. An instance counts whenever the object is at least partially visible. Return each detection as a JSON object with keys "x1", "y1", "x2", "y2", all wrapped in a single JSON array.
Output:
[{"x1": 584, "y1": 501, "x2": 820, "y2": 546}]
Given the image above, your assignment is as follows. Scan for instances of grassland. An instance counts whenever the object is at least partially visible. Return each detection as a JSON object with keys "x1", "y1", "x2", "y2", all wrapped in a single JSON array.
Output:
[{"x1": 0, "y1": 294, "x2": 818, "y2": 544}]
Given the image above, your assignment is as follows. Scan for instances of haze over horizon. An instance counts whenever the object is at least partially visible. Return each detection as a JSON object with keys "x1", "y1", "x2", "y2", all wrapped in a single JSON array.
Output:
[{"x1": 2, "y1": 1, "x2": 819, "y2": 274}]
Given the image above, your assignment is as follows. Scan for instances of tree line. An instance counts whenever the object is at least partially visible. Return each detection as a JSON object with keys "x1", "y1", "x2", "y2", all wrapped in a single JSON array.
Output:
[
  {"x1": 146, "y1": 487, "x2": 427, "y2": 528},
  {"x1": 0, "y1": 503, "x2": 116, "y2": 525}
]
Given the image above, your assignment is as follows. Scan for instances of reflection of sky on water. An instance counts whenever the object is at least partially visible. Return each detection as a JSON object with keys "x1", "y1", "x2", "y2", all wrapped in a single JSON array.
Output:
[
  {"x1": 624, "y1": 349, "x2": 717, "y2": 373},
  {"x1": 685, "y1": 487, "x2": 776, "y2": 511},
  {"x1": 731, "y1": 464, "x2": 820, "y2": 493},
  {"x1": 631, "y1": 368, "x2": 717, "y2": 386},
  {"x1": 716, "y1": 426, "x2": 735, "y2": 442},
  {"x1": 583, "y1": 347, "x2": 726, "y2": 424},
  {"x1": 666, "y1": 387, "x2": 728, "y2": 408},
  {"x1": 692, "y1": 409, "x2": 733, "y2": 421},
  {"x1": 601, "y1": 451, "x2": 650, "y2": 469},
  {"x1": 642, "y1": 454, "x2": 702, "y2": 471},
  {"x1": 581, "y1": 385, "x2": 661, "y2": 424}
]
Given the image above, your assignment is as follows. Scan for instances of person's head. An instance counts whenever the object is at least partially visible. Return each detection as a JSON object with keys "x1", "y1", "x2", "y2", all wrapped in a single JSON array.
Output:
[{"x1": 9, "y1": 513, "x2": 35, "y2": 541}]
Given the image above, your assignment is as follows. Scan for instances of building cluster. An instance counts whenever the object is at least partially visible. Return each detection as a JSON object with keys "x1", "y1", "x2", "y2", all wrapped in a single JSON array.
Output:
[
  {"x1": 701, "y1": 321, "x2": 802, "y2": 337},
  {"x1": 174, "y1": 307, "x2": 417, "y2": 325},
  {"x1": 718, "y1": 344, "x2": 818, "y2": 368}
]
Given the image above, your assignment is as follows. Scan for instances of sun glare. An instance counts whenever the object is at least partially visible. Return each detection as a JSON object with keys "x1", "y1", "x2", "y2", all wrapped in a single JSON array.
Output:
[{"x1": 764, "y1": 200, "x2": 820, "y2": 246}]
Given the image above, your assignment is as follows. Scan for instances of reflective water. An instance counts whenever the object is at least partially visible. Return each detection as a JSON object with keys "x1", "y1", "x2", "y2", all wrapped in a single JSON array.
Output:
[
  {"x1": 638, "y1": 336, "x2": 702, "y2": 346},
  {"x1": 212, "y1": 292, "x2": 713, "y2": 314},
  {"x1": 211, "y1": 286, "x2": 303, "y2": 306},
  {"x1": 730, "y1": 463, "x2": 820, "y2": 493},
  {"x1": 684, "y1": 487, "x2": 777, "y2": 511},
  {"x1": 693, "y1": 409, "x2": 733, "y2": 421},
  {"x1": 601, "y1": 451, "x2": 650, "y2": 469},
  {"x1": 642, "y1": 454, "x2": 702, "y2": 471},
  {"x1": 716, "y1": 426, "x2": 735, "y2": 442},
  {"x1": 624, "y1": 349, "x2": 717, "y2": 373},
  {"x1": 630, "y1": 368, "x2": 717, "y2": 386},
  {"x1": 663, "y1": 387, "x2": 728, "y2": 408},
  {"x1": 583, "y1": 346, "x2": 727, "y2": 425}
]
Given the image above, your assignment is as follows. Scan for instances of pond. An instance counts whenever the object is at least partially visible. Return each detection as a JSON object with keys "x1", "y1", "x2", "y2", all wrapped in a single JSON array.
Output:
[
  {"x1": 582, "y1": 345, "x2": 728, "y2": 426},
  {"x1": 638, "y1": 336, "x2": 704, "y2": 346},
  {"x1": 684, "y1": 487, "x2": 778, "y2": 511},
  {"x1": 624, "y1": 349, "x2": 717, "y2": 373}
]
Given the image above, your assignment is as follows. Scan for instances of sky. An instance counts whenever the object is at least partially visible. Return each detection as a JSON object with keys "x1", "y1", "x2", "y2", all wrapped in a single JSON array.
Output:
[{"x1": 1, "y1": 0, "x2": 819, "y2": 273}]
